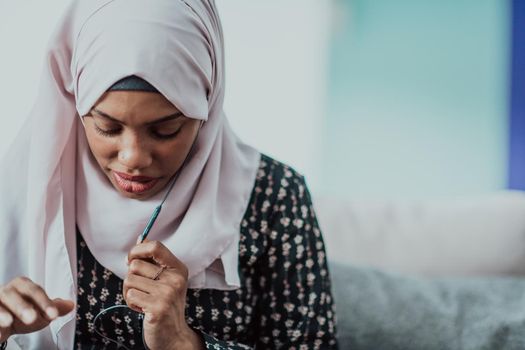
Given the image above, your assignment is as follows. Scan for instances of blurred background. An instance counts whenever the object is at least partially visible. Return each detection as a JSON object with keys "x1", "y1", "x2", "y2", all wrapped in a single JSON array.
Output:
[{"x1": 0, "y1": 0, "x2": 522, "y2": 200}]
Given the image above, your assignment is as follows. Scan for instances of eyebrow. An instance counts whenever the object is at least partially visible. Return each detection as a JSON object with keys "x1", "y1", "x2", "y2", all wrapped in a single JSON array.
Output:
[{"x1": 91, "y1": 108, "x2": 184, "y2": 126}]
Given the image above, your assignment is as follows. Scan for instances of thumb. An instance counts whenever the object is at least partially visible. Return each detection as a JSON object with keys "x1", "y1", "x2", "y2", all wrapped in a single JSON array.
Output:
[
  {"x1": 52, "y1": 298, "x2": 75, "y2": 316},
  {"x1": 136, "y1": 235, "x2": 149, "y2": 245}
]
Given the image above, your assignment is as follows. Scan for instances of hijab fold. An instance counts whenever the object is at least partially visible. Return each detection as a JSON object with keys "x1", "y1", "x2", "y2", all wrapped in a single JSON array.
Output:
[{"x1": 0, "y1": 1, "x2": 260, "y2": 348}]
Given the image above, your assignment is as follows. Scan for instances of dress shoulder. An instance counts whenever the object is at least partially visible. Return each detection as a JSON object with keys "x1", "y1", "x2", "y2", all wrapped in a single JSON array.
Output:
[
  {"x1": 249, "y1": 153, "x2": 309, "y2": 213},
  {"x1": 240, "y1": 154, "x2": 322, "y2": 268}
]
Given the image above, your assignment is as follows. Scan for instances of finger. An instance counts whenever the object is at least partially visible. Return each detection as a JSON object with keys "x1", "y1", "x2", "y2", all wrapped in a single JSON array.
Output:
[
  {"x1": 52, "y1": 299, "x2": 75, "y2": 316},
  {"x1": 0, "y1": 304, "x2": 13, "y2": 328},
  {"x1": 0, "y1": 287, "x2": 40, "y2": 325},
  {"x1": 125, "y1": 288, "x2": 151, "y2": 312},
  {"x1": 128, "y1": 258, "x2": 161, "y2": 280},
  {"x1": 128, "y1": 240, "x2": 173, "y2": 264},
  {"x1": 128, "y1": 241, "x2": 188, "y2": 278},
  {"x1": 125, "y1": 288, "x2": 162, "y2": 322},
  {"x1": 13, "y1": 280, "x2": 58, "y2": 320},
  {"x1": 123, "y1": 273, "x2": 157, "y2": 303}
]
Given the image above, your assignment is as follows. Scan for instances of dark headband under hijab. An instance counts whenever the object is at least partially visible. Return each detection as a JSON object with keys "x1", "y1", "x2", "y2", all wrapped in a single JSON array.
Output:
[{"x1": 108, "y1": 75, "x2": 159, "y2": 93}]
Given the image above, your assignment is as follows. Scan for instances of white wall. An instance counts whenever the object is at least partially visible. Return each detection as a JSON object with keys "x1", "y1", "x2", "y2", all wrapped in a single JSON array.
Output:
[
  {"x1": 0, "y1": 0, "x2": 331, "y2": 194},
  {"x1": 0, "y1": 0, "x2": 71, "y2": 156},
  {"x1": 218, "y1": 1, "x2": 331, "y2": 192}
]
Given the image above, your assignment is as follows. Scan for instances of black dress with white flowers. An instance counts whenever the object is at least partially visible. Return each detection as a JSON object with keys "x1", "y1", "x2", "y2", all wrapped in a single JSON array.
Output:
[{"x1": 74, "y1": 155, "x2": 338, "y2": 349}]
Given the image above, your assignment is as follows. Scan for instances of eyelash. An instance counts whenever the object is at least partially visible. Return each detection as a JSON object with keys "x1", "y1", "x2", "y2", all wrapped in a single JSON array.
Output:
[{"x1": 93, "y1": 124, "x2": 181, "y2": 140}]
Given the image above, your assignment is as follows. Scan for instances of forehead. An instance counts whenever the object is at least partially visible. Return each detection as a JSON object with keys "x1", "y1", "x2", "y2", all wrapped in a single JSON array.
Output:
[{"x1": 93, "y1": 91, "x2": 181, "y2": 122}]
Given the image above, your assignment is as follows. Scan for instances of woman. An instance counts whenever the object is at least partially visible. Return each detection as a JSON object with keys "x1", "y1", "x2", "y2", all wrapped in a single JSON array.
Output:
[{"x1": 0, "y1": 0, "x2": 338, "y2": 349}]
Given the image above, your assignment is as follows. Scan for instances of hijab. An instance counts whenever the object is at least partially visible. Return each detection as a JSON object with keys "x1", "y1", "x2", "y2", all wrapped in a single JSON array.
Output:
[{"x1": 0, "y1": 0, "x2": 260, "y2": 348}]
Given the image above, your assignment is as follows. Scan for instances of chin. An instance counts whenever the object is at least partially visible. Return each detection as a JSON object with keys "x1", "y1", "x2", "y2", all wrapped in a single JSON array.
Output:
[{"x1": 119, "y1": 190, "x2": 156, "y2": 200}]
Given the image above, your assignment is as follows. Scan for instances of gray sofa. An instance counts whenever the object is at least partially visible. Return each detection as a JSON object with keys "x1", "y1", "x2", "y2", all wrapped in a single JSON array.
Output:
[
  {"x1": 330, "y1": 261, "x2": 525, "y2": 349},
  {"x1": 315, "y1": 191, "x2": 525, "y2": 349}
]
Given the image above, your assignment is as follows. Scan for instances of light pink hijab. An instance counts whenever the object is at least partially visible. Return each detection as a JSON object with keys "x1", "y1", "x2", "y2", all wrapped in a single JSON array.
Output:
[{"x1": 0, "y1": 0, "x2": 259, "y2": 348}]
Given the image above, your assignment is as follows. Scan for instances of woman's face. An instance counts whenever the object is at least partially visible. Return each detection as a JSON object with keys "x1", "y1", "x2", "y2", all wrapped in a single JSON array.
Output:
[{"x1": 82, "y1": 91, "x2": 201, "y2": 200}]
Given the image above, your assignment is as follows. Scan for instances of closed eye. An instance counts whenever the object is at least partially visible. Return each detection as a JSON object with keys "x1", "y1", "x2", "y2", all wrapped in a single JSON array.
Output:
[
  {"x1": 149, "y1": 127, "x2": 182, "y2": 140},
  {"x1": 94, "y1": 123, "x2": 121, "y2": 137}
]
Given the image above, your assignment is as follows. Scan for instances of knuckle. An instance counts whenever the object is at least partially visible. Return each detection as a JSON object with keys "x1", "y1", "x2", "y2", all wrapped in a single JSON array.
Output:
[
  {"x1": 28, "y1": 283, "x2": 45, "y2": 295},
  {"x1": 123, "y1": 277, "x2": 131, "y2": 290},
  {"x1": 180, "y1": 265, "x2": 189, "y2": 280},
  {"x1": 13, "y1": 276, "x2": 30, "y2": 285},
  {"x1": 129, "y1": 260, "x2": 141, "y2": 273},
  {"x1": 171, "y1": 274, "x2": 186, "y2": 291},
  {"x1": 0, "y1": 285, "x2": 14, "y2": 298},
  {"x1": 126, "y1": 288, "x2": 137, "y2": 300},
  {"x1": 151, "y1": 241, "x2": 162, "y2": 252}
]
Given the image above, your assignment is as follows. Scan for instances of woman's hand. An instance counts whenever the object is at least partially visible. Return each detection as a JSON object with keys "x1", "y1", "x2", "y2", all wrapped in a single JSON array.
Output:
[
  {"x1": 0, "y1": 277, "x2": 75, "y2": 342},
  {"x1": 125, "y1": 240, "x2": 204, "y2": 350}
]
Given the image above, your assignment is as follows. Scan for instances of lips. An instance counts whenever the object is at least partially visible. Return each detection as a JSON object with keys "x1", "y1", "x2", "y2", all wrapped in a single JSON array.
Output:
[{"x1": 112, "y1": 171, "x2": 159, "y2": 194}]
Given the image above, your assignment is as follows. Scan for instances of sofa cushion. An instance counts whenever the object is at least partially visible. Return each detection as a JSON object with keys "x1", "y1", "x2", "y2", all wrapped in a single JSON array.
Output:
[
  {"x1": 316, "y1": 191, "x2": 525, "y2": 276},
  {"x1": 330, "y1": 261, "x2": 525, "y2": 349}
]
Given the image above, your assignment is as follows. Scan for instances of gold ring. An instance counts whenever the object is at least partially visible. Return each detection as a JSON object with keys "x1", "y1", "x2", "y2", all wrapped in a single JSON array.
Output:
[{"x1": 152, "y1": 265, "x2": 167, "y2": 280}]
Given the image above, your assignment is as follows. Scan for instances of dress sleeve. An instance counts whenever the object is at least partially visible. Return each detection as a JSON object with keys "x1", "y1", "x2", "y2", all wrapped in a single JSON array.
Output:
[{"x1": 252, "y1": 173, "x2": 338, "y2": 349}]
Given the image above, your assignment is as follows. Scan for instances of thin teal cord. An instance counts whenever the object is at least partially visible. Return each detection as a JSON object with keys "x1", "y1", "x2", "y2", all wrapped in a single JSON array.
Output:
[
  {"x1": 93, "y1": 305, "x2": 138, "y2": 350},
  {"x1": 138, "y1": 121, "x2": 202, "y2": 243}
]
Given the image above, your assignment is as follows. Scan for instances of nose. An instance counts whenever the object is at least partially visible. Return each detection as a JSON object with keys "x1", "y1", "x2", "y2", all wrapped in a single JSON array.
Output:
[{"x1": 118, "y1": 133, "x2": 153, "y2": 170}]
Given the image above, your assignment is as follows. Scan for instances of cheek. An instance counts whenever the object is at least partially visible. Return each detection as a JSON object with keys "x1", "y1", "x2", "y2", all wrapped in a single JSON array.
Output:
[
  {"x1": 155, "y1": 128, "x2": 198, "y2": 174},
  {"x1": 155, "y1": 140, "x2": 187, "y2": 172},
  {"x1": 84, "y1": 129, "x2": 116, "y2": 165}
]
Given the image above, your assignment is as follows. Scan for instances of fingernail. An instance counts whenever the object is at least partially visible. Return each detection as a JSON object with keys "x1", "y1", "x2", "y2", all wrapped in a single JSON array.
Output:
[
  {"x1": 22, "y1": 309, "x2": 36, "y2": 323},
  {"x1": 0, "y1": 313, "x2": 12, "y2": 327},
  {"x1": 46, "y1": 307, "x2": 58, "y2": 319}
]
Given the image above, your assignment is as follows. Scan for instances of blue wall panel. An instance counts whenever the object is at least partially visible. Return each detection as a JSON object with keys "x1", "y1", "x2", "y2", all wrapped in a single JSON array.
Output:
[{"x1": 509, "y1": 0, "x2": 525, "y2": 189}]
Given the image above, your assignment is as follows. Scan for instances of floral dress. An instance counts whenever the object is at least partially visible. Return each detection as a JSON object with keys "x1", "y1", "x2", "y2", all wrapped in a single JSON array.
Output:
[{"x1": 74, "y1": 155, "x2": 338, "y2": 349}]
